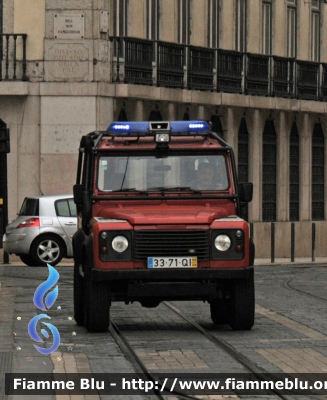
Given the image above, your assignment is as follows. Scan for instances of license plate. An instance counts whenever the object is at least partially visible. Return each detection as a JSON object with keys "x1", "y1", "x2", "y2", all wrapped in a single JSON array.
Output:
[{"x1": 148, "y1": 257, "x2": 197, "y2": 268}]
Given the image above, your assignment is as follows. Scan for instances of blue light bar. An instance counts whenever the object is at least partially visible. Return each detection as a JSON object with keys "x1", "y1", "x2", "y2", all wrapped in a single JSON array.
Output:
[
  {"x1": 107, "y1": 120, "x2": 211, "y2": 136},
  {"x1": 107, "y1": 122, "x2": 149, "y2": 135},
  {"x1": 170, "y1": 121, "x2": 211, "y2": 135}
]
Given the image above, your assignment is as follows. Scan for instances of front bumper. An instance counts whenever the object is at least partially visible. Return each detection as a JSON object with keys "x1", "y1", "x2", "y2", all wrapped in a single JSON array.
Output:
[
  {"x1": 92, "y1": 266, "x2": 254, "y2": 301},
  {"x1": 92, "y1": 266, "x2": 253, "y2": 281}
]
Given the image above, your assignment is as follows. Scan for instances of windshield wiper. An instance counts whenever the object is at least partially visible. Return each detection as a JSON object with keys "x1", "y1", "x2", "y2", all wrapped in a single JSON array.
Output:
[
  {"x1": 147, "y1": 186, "x2": 202, "y2": 194},
  {"x1": 112, "y1": 188, "x2": 149, "y2": 195}
]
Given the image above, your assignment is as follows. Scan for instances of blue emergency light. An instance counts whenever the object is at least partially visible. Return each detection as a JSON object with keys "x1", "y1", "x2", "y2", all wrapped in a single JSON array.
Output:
[{"x1": 107, "y1": 120, "x2": 211, "y2": 136}]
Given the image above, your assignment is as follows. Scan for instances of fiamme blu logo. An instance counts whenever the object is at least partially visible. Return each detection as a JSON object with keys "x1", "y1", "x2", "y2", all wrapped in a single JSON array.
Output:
[{"x1": 27, "y1": 264, "x2": 60, "y2": 355}]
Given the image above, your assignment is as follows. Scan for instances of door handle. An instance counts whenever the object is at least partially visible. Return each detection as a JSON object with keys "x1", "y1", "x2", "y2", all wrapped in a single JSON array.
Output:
[{"x1": 65, "y1": 222, "x2": 77, "y2": 226}]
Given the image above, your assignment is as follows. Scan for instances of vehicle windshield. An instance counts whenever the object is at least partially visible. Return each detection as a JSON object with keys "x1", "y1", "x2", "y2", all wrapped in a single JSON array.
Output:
[{"x1": 97, "y1": 154, "x2": 229, "y2": 192}]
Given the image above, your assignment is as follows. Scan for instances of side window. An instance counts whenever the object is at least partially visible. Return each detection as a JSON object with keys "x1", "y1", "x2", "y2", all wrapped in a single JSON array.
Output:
[
  {"x1": 68, "y1": 199, "x2": 77, "y2": 217},
  {"x1": 56, "y1": 200, "x2": 71, "y2": 217}
]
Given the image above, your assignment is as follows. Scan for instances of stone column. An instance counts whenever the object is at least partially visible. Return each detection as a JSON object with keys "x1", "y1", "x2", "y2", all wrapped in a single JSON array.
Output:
[
  {"x1": 298, "y1": 113, "x2": 311, "y2": 221},
  {"x1": 167, "y1": 103, "x2": 176, "y2": 120},
  {"x1": 197, "y1": 105, "x2": 205, "y2": 120},
  {"x1": 224, "y1": 107, "x2": 243, "y2": 170},
  {"x1": 135, "y1": 100, "x2": 144, "y2": 121}
]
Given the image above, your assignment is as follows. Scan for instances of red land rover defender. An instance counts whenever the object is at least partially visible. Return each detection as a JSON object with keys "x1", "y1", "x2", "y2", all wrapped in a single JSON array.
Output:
[{"x1": 73, "y1": 120, "x2": 254, "y2": 332}]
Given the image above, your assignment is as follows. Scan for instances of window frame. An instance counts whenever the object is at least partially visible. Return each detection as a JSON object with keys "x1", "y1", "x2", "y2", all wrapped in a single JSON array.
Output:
[
  {"x1": 146, "y1": 0, "x2": 159, "y2": 40},
  {"x1": 207, "y1": 0, "x2": 219, "y2": 49},
  {"x1": 235, "y1": 0, "x2": 246, "y2": 52},
  {"x1": 178, "y1": 0, "x2": 190, "y2": 44},
  {"x1": 311, "y1": 7, "x2": 320, "y2": 62},
  {"x1": 287, "y1": 0, "x2": 297, "y2": 58},
  {"x1": 262, "y1": 0, "x2": 272, "y2": 55}
]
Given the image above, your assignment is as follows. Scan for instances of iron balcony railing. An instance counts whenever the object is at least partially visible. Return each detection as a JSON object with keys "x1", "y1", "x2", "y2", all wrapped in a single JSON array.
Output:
[
  {"x1": 0, "y1": 34, "x2": 27, "y2": 81},
  {"x1": 110, "y1": 36, "x2": 327, "y2": 101}
]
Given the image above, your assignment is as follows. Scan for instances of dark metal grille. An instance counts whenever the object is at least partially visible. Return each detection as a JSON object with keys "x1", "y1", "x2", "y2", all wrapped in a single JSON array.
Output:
[
  {"x1": 157, "y1": 41, "x2": 184, "y2": 88},
  {"x1": 188, "y1": 46, "x2": 214, "y2": 90},
  {"x1": 312, "y1": 123, "x2": 325, "y2": 220},
  {"x1": 289, "y1": 121, "x2": 299, "y2": 221},
  {"x1": 133, "y1": 230, "x2": 210, "y2": 261},
  {"x1": 296, "y1": 60, "x2": 319, "y2": 100},
  {"x1": 217, "y1": 49, "x2": 243, "y2": 93},
  {"x1": 124, "y1": 37, "x2": 153, "y2": 85},
  {"x1": 262, "y1": 119, "x2": 277, "y2": 221},
  {"x1": 272, "y1": 56, "x2": 294, "y2": 98},
  {"x1": 246, "y1": 53, "x2": 269, "y2": 96},
  {"x1": 238, "y1": 118, "x2": 249, "y2": 221}
]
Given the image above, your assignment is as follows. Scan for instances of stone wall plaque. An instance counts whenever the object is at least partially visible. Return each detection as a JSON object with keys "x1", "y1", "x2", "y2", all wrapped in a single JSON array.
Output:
[
  {"x1": 100, "y1": 10, "x2": 109, "y2": 33},
  {"x1": 54, "y1": 14, "x2": 84, "y2": 39},
  {"x1": 45, "y1": 41, "x2": 92, "y2": 81}
]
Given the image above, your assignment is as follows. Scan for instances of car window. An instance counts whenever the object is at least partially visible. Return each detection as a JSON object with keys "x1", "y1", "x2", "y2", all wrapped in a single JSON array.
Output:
[
  {"x1": 19, "y1": 198, "x2": 39, "y2": 216},
  {"x1": 55, "y1": 199, "x2": 77, "y2": 217},
  {"x1": 68, "y1": 199, "x2": 77, "y2": 217}
]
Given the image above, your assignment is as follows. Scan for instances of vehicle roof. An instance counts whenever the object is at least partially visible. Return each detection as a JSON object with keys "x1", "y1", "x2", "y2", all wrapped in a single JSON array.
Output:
[
  {"x1": 24, "y1": 194, "x2": 73, "y2": 200},
  {"x1": 97, "y1": 136, "x2": 225, "y2": 150}
]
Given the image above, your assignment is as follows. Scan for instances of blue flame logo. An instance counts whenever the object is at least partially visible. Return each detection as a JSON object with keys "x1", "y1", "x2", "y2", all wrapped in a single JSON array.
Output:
[{"x1": 28, "y1": 264, "x2": 61, "y2": 355}]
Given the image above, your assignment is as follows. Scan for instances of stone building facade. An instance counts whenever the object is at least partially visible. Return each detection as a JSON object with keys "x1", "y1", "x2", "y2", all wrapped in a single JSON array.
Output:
[{"x1": 1, "y1": 0, "x2": 327, "y2": 258}]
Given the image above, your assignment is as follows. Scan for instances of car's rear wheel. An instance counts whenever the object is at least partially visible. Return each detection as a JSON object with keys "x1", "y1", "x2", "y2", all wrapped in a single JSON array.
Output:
[
  {"x1": 31, "y1": 234, "x2": 65, "y2": 266},
  {"x1": 229, "y1": 278, "x2": 255, "y2": 330},
  {"x1": 19, "y1": 254, "x2": 36, "y2": 266}
]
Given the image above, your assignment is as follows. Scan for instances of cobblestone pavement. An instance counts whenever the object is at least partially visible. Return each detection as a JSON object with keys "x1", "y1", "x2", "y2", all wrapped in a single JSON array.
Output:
[{"x1": 1, "y1": 263, "x2": 327, "y2": 400}]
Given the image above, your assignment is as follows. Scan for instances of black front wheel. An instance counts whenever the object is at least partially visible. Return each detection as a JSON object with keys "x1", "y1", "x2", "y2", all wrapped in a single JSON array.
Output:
[
  {"x1": 229, "y1": 278, "x2": 255, "y2": 330},
  {"x1": 83, "y1": 240, "x2": 111, "y2": 332}
]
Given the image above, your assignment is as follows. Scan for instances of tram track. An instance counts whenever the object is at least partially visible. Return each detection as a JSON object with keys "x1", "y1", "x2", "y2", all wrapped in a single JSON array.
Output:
[
  {"x1": 284, "y1": 278, "x2": 327, "y2": 303},
  {"x1": 109, "y1": 301, "x2": 291, "y2": 400}
]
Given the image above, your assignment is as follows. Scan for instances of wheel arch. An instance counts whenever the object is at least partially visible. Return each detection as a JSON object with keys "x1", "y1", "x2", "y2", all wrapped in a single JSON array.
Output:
[{"x1": 30, "y1": 232, "x2": 68, "y2": 258}]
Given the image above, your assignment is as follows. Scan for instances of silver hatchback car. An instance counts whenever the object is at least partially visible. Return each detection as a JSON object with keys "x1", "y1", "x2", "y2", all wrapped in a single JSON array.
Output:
[{"x1": 3, "y1": 195, "x2": 77, "y2": 266}]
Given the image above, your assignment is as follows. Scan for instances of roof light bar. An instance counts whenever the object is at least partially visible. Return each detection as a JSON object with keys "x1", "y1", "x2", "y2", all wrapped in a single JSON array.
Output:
[{"x1": 107, "y1": 120, "x2": 211, "y2": 137}]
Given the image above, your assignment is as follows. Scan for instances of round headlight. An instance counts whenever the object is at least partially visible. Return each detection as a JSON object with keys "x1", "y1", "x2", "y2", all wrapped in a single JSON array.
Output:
[
  {"x1": 214, "y1": 234, "x2": 231, "y2": 251},
  {"x1": 112, "y1": 235, "x2": 128, "y2": 253}
]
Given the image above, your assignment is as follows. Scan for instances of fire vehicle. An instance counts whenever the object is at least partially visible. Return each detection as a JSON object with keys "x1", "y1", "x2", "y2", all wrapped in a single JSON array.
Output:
[{"x1": 73, "y1": 120, "x2": 255, "y2": 332}]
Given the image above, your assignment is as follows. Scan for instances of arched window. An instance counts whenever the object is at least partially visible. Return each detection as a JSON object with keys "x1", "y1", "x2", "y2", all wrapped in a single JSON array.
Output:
[
  {"x1": 238, "y1": 118, "x2": 249, "y2": 220},
  {"x1": 312, "y1": 123, "x2": 325, "y2": 220},
  {"x1": 262, "y1": 119, "x2": 277, "y2": 221},
  {"x1": 289, "y1": 121, "x2": 299, "y2": 221}
]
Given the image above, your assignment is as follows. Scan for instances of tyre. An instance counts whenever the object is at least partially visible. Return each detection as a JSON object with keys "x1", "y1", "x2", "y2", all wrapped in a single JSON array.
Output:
[
  {"x1": 210, "y1": 299, "x2": 229, "y2": 325},
  {"x1": 229, "y1": 277, "x2": 255, "y2": 330},
  {"x1": 31, "y1": 234, "x2": 65, "y2": 266},
  {"x1": 84, "y1": 239, "x2": 111, "y2": 332},
  {"x1": 74, "y1": 260, "x2": 84, "y2": 326},
  {"x1": 19, "y1": 254, "x2": 36, "y2": 266},
  {"x1": 73, "y1": 231, "x2": 86, "y2": 326}
]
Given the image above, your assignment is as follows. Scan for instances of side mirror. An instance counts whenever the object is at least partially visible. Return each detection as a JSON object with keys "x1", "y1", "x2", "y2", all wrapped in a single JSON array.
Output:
[
  {"x1": 73, "y1": 184, "x2": 83, "y2": 205},
  {"x1": 239, "y1": 182, "x2": 253, "y2": 203}
]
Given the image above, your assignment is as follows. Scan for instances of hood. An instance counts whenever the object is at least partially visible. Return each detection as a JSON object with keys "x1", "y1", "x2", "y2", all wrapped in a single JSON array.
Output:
[{"x1": 98, "y1": 204, "x2": 232, "y2": 225}]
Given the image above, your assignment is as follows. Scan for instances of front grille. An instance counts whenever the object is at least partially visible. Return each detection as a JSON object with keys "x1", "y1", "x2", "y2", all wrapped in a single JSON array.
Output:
[{"x1": 134, "y1": 230, "x2": 209, "y2": 261}]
